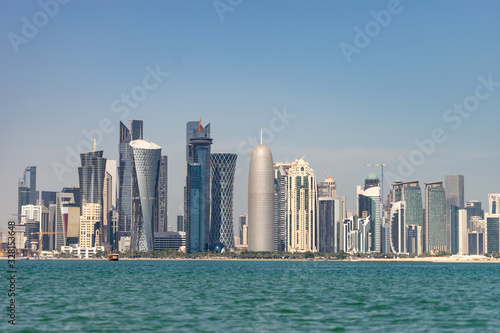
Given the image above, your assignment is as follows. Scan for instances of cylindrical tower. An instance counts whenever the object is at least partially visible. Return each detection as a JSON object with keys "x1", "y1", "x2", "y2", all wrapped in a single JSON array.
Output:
[{"x1": 248, "y1": 142, "x2": 274, "y2": 251}]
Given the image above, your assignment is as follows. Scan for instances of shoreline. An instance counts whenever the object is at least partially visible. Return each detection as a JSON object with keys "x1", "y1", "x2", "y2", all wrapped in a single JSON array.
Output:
[{"x1": 4, "y1": 256, "x2": 500, "y2": 263}]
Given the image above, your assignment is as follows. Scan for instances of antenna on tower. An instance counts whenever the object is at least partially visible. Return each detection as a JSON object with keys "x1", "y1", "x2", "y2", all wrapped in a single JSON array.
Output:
[{"x1": 260, "y1": 128, "x2": 263, "y2": 144}]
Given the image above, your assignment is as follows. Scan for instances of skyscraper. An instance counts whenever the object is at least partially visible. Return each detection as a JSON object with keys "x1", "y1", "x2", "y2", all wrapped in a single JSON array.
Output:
[
  {"x1": 445, "y1": 175, "x2": 464, "y2": 251},
  {"x1": 357, "y1": 174, "x2": 381, "y2": 252},
  {"x1": 390, "y1": 181, "x2": 423, "y2": 250},
  {"x1": 210, "y1": 153, "x2": 237, "y2": 249},
  {"x1": 486, "y1": 216, "x2": 499, "y2": 254},
  {"x1": 248, "y1": 135, "x2": 274, "y2": 252},
  {"x1": 317, "y1": 176, "x2": 345, "y2": 253},
  {"x1": 390, "y1": 201, "x2": 405, "y2": 254},
  {"x1": 78, "y1": 140, "x2": 106, "y2": 245},
  {"x1": 286, "y1": 158, "x2": 317, "y2": 253},
  {"x1": 157, "y1": 155, "x2": 168, "y2": 233},
  {"x1": 488, "y1": 193, "x2": 500, "y2": 215},
  {"x1": 239, "y1": 214, "x2": 248, "y2": 246},
  {"x1": 18, "y1": 166, "x2": 36, "y2": 222},
  {"x1": 118, "y1": 120, "x2": 143, "y2": 240},
  {"x1": 184, "y1": 119, "x2": 212, "y2": 253},
  {"x1": 425, "y1": 181, "x2": 446, "y2": 253},
  {"x1": 274, "y1": 162, "x2": 292, "y2": 251},
  {"x1": 466, "y1": 200, "x2": 484, "y2": 228},
  {"x1": 55, "y1": 192, "x2": 75, "y2": 250},
  {"x1": 130, "y1": 139, "x2": 161, "y2": 251}
]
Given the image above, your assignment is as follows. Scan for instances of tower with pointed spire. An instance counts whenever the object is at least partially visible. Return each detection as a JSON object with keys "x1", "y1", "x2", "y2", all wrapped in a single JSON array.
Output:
[{"x1": 248, "y1": 131, "x2": 275, "y2": 251}]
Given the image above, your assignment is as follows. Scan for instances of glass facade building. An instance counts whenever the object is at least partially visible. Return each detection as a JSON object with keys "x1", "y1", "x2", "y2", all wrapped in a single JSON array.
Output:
[
  {"x1": 210, "y1": 153, "x2": 237, "y2": 249},
  {"x1": 130, "y1": 139, "x2": 161, "y2": 251},
  {"x1": 358, "y1": 176, "x2": 381, "y2": 252},
  {"x1": 185, "y1": 120, "x2": 212, "y2": 253},
  {"x1": 450, "y1": 205, "x2": 459, "y2": 254},
  {"x1": 445, "y1": 175, "x2": 464, "y2": 251},
  {"x1": 425, "y1": 181, "x2": 447, "y2": 252},
  {"x1": 118, "y1": 120, "x2": 143, "y2": 239},
  {"x1": 156, "y1": 155, "x2": 168, "y2": 233},
  {"x1": 18, "y1": 166, "x2": 37, "y2": 222},
  {"x1": 486, "y1": 216, "x2": 499, "y2": 254}
]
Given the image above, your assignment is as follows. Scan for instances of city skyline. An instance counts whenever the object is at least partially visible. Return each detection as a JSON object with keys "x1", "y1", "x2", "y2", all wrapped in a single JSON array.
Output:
[{"x1": 1, "y1": 1, "x2": 500, "y2": 231}]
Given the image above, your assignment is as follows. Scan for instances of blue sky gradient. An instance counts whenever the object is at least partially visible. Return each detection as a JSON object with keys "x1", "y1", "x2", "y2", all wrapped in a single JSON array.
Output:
[{"x1": 1, "y1": 0, "x2": 499, "y2": 230}]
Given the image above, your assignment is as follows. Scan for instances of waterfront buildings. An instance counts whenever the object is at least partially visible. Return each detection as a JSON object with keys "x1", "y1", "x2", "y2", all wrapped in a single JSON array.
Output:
[
  {"x1": 248, "y1": 135, "x2": 274, "y2": 251},
  {"x1": 185, "y1": 119, "x2": 212, "y2": 253},
  {"x1": 285, "y1": 158, "x2": 317, "y2": 252},
  {"x1": 466, "y1": 200, "x2": 484, "y2": 227},
  {"x1": 406, "y1": 225, "x2": 422, "y2": 255},
  {"x1": 210, "y1": 153, "x2": 237, "y2": 249},
  {"x1": 130, "y1": 139, "x2": 162, "y2": 251},
  {"x1": 425, "y1": 181, "x2": 447, "y2": 253}
]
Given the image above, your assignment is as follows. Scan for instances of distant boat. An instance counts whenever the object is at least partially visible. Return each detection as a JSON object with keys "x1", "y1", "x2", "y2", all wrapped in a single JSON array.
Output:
[{"x1": 108, "y1": 253, "x2": 119, "y2": 261}]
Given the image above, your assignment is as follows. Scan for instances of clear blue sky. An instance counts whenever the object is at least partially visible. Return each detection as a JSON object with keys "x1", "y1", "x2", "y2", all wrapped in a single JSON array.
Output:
[{"x1": 1, "y1": 0, "x2": 499, "y2": 231}]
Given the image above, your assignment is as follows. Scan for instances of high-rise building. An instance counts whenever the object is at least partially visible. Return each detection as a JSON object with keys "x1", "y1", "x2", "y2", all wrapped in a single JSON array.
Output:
[
  {"x1": 18, "y1": 166, "x2": 37, "y2": 222},
  {"x1": 248, "y1": 135, "x2": 274, "y2": 252},
  {"x1": 274, "y1": 162, "x2": 292, "y2": 251},
  {"x1": 157, "y1": 155, "x2": 168, "y2": 233},
  {"x1": 118, "y1": 120, "x2": 143, "y2": 240},
  {"x1": 130, "y1": 139, "x2": 161, "y2": 251},
  {"x1": 458, "y1": 209, "x2": 468, "y2": 255},
  {"x1": 80, "y1": 203, "x2": 102, "y2": 248},
  {"x1": 62, "y1": 186, "x2": 80, "y2": 206},
  {"x1": 285, "y1": 158, "x2": 317, "y2": 253},
  {"x1": 62, "y1": 203, "x2": 80, "y2": 246},
  {"x1": 78, "y1": 140, "x2": 106, "y2": 245},
  {"x1": 239, "y1": 214, "x2": 248, "y2": 246},
  {"x1": 102, "y1": 171, "x2": 112, "y2": 245},
  {"x1": 41, "y1": 191, "x2": 57, "y2": 207},
  {"x1": 105, "y1": 160, "x2": 117, "y2": 208},
  {"x1": 450, "y1": 205, "x2": 459, "y2": 254},
  {"x1": 317, "y1": 176, "x2": 345, "y2": 253},
  {"x1": 210, "y1": 153, "x2": 237, "y2": 249},
  {"x1": 425, "y1": 181, "x2": 446, "y2": 253},
  {"x1": 177, "y1": 215, "x2": 184, "y2": 232},
  {"x1": 445, "y1": 175, "x2": 464, "y2": 252},
  {"x1": 390, "y1": 201, "x2": 405, "y2": 254},
  {"x1": 357, "y1": 174, "x2": 381, "y2": 252},
  {"x1": 488, "y1": 193, "x2": 500, "y2": 215},
  {"x1": 466, "y1": 200, "x2": 484, "y2": 228},
  {"x1": 406, "y1": 224, "x2": 422, "y2": 255},
  {"x1": 485, "y1": 214, "x2": 499, "y2": 254},
  {"x1": 55, "y1": 192, "x2": 76, "y2": 250},
  {"x1": 185, "y1": 119, "x2": 212, "y2": 253}
]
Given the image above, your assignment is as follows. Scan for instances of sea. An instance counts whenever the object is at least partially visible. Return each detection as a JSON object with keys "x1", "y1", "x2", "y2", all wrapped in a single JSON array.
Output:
[{"x1": 4, "y1": 260, "x2": 500, "y2": 332}]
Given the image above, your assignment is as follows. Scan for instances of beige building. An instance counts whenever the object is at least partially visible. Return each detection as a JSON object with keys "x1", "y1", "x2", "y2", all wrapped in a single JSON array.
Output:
[
  {"x1": 286, "y1": 158, "x2": 317, "y2": 252},
  {"x1": 80, "y1": 203, "x2": 102, "y2": 248}
]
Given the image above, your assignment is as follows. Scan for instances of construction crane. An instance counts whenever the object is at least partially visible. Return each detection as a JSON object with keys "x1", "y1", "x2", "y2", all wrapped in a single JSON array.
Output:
[
  {"x1": 364, "y1": 163, "x2": 390, "y2": 219},
  {"x1": 37, "y1": 231, "x2": 63, "y2": 254}
]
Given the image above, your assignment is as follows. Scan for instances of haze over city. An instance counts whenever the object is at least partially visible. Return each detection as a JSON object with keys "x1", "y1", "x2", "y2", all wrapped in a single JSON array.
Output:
[{"x1": 1, "y1": 0, "x2": 499, "y2": 232}]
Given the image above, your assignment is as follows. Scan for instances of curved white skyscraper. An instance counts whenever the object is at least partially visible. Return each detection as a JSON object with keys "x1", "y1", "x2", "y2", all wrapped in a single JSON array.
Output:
[
  {"x1": 248, "y1": 136, "x2": 274, "y2": 251},
  {"x1": 130, "y1": 139, "x2": 161, "y2": 251}
]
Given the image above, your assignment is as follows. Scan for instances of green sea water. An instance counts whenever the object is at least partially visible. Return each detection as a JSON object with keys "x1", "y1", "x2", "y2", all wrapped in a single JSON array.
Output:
[{"x1": 3, "y1": 260, "x2": 500, "y2": 332}]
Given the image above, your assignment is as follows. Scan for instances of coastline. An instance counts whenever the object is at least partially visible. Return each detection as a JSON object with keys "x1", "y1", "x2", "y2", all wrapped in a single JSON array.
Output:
[{"x1": 4, "y1": 256, "x2": 500, "y2": 263}]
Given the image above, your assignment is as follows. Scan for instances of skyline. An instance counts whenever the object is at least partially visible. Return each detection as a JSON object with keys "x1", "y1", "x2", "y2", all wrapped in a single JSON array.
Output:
[{"x1": 1, "y1": 1, "x2": 500, "y2": 230}]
